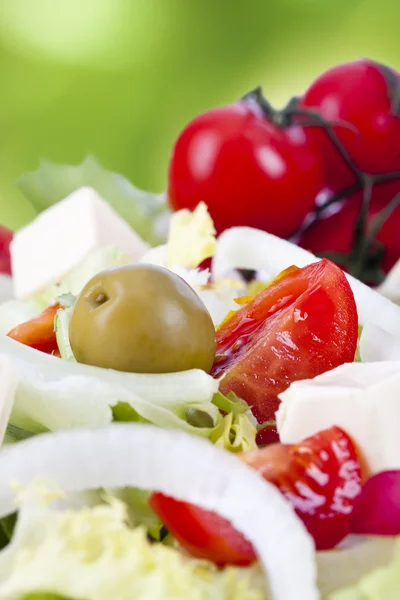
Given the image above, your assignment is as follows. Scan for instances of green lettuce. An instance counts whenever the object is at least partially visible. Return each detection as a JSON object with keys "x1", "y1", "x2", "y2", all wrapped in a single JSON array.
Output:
[
  {"x1": 105, "y1": 487, "x2": 163, "y2": 541},
  {"x1": 0, "y1": 496, "x2": 264, "y2": 600},
  {"x1": 21, "y1": 594, "x2": 76, "y2": 599},
  {"x1": 354, "y1": 325, "x2": 363, "y2": 363},
  {"x1": 54, "y1": 307, "x2": 76, "y2": 362},
  {"x1": 3, "y1": 424, "x2": 35, "y2": 445},
  {"x1": 0, "y1": 334, "x2": 222, "y2": 439},
  {"x1": 211, "y1": 412, "x2": 257, "y2": 453},
  {"x1": 17, "y1": 156, "x2": 169, "y2": 246},
  {"x1": 31, "y1": 245, "x2": 131, "y2": 309},
  {"x1": 329, "y1": 538, "x2": 400, "y2": 600}
]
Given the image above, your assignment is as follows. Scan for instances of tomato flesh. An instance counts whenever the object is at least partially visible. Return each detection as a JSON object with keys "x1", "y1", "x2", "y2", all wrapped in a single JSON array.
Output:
[
  {"x1": 149, "y1": 493, "x2": 256, "y2": 566},
  {"x1": 243, "y1": 427, "x2": 363, "y2": 550},
  {"x1": 150, "y1": 426, "x2": 362, "y2": 564},
  {"x1": 7, "y1": 303, "x2": 61, "y2": 354},
  {"x1": 211, "y1": 259, "x2": 358, "y2": 424}
]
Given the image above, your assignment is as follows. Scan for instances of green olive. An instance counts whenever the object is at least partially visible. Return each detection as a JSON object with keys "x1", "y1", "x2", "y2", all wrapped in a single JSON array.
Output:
[{"x1": 69, "y1": 264, "x2": 216, "y2": 373}]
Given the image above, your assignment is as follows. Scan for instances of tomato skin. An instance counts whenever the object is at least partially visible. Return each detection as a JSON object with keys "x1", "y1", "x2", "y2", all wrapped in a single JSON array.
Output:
[
  {"x1": 149, "y1": 426, "x2": 362, "y2": 564},
  {"x1": 243, "y1": 427, "x2": 362, "y2": 550},
  {"x1": 256, "y1": 423, "x2": 279, "y2": 446},
  {"x1": 211, "y1": 260, "x2": 358, "y2": 424},
  {"x1": 0, "y1": 225, "x2": 13, "y2": 276},
  {"x1": 298, "y1": 181, "x2": 400, "y2": 275},
  {"x1": 149, "y1": 493, "x2": 256, "y2": 566},
  {"x1": 168, "y1": 101, "x2": 324, "y2": 237},
  {"x1": 300, "y1": 59, "x2": 400, "y2": 189},
  {"x1": 7, "y1": 303, "x2": 61, "y2": 354}
]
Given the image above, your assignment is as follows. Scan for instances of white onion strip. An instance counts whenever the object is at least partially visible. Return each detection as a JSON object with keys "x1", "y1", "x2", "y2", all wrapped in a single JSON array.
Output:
[
  {"x1": 0, "y1": 423, "x2": 318, "y2": 600},
  {"x1": 212, "y1": 227, "x2": 400, "y2": 336}
]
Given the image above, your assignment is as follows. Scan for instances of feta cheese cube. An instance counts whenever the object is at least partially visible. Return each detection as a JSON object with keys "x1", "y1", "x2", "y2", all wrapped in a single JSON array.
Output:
[
  {"x1": 11, "y1": 187, "x2": 150, "y2": 299},
  {"x1": 277, "y1": 361, "x2": 400, "y2": 475}
]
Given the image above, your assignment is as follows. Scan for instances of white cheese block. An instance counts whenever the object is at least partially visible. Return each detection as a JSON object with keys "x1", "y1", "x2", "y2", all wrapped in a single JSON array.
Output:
[
  {"x1": 11, "y1": 187, "x2": 150, "y2": 299},
  {"x1": 277, "y1": 361, "x2": 400, "y2": 475}
]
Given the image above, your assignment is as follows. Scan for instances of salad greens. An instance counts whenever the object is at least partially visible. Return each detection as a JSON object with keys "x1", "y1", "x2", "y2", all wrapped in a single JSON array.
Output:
[
  {"x1": 54, "y1": 307, "x2": 75, "y2": 362},
  {"x1": 30, "y1": 245, "x2": 132, "y2": 310},
  {"x1": 167, "y1": 201, "x2": 217, "y2": 269},
  {"x1": 3, "y1": 187, "x2": 400, "y2": 600},
  {"x1": 0, "y1": 333, "x2": 257, "y2": 451},
  {"x1": 0, "y1": 498, "x2": 264, "y2": 600},
  {"x1": 17, "y1": 156, "x2": 168, "y2": 247},
  {"x1": 331, "y1": 539, "x2": 400, "y2": 599}
]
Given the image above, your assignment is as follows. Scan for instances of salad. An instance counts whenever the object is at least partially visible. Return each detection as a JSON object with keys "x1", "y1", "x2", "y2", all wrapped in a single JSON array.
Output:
[{"x1": 0, "y1": 58, "x2": 399, "y2": 600}]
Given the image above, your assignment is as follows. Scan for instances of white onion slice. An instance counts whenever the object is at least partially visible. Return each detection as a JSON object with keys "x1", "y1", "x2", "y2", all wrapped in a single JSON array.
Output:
[
  {"x1": 0, "y1": 423, "x2": 318, "y2": 600},
  {"x1": 212, "y1": 227, "x2": 400, "y2": 336},
  {"x1": 0, "y1": 334, "x2": 217, "y2": 409},
  {"x1": 359, "y1": 323, "x2": 400, "y2": 362}
]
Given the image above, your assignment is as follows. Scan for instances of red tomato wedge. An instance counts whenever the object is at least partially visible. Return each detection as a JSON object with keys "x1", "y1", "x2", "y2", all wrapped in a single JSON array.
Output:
[
  {"x1": 150, "y1": 494, "x2": 256, "y2": 566},
  {"x1": 211, "y1": 259, "x2": 358, "y2": 424},
  {"x1": 7, "y1": 303, "x2": 62, "y2": 355},
  {"x1": 150, "y1": 426, "x2": 362, "y2": 565}
]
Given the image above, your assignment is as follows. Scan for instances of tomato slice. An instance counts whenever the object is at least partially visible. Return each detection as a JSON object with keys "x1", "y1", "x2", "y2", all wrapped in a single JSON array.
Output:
[
  {"x1": 150, "y1": 426, "x2": 362, "y2": 565},
  {"x1": 149, "y1": 494, "x2": 256, "y2": 566},
  {"x1": 211, "y1": 259, "x2": 358, "y2": 423},
  {"x1": 243, "y1": 426, "x2": 362, "y2": 550},
  {"x1": 7, "y1": 303, "x2": 62, "y2": 355}
]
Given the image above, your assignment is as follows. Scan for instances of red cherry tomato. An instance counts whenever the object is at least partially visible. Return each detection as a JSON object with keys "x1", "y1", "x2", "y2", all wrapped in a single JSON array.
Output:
[
  {"x1": 299, "y1": 59, "x2": 400, "y2": 190},
  {"x1": 210, "y1": 260, "x2": 358, "y2": 424},
  {"x1": 298, "y1": 181, "x2": 400, "y2": 277},
  {"x1": 0, "y1": 225, "x2": 13, "y2": 276},
  {"x1": 7, "y1": 303, "x2": 61, "y2": 354},
  {"x1": 150, "y1": 426, "x2": 362, "y2": 564},
  {"x1": 168, "y1": 97, "x2": 324, "y2": 237}
]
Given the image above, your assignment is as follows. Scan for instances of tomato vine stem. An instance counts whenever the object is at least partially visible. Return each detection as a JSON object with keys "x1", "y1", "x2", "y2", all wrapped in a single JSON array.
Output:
[
  {"x1": 283, "y1": 98, "x2": 400, "y2": 283},
  {"x1": 241, "y1": 87, "x2": 400, "y2": 284}
]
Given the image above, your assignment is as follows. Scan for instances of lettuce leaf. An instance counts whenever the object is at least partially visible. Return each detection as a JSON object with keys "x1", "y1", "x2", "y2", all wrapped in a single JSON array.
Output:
[
  {"x1": 31, "y1": 245, "x2": 132, "y2": 309},
  {"x1": 0, "y1": 494, "x2": 264, "y2": 600},
  {"x1": 167, "y1": 202, "x2": 217, "y2": 269},
  {"x1": 17, "y1": 156, "x2": 169, "y2": 246},
  {"x1": 54, "y1": 307, "x2": 76, "y2": 362},
  {"x1": 329, "y1": 538, "x2": 400, "y2": 599},
  {"x1": 3, "y1": 424, "x2": 35, "y2": 445},
  {"x1": 21, "y1": 594, "x2": 77, "y2": 599},
  {"x1": 0, "y1": 334, "x2": 221, "y2": 439},
  {"x1": 211, "y1": 412, "x2": 257, "y2": 454},
  {"x1": 105, "y1": 487, "x2": 163, "y2": 540}
]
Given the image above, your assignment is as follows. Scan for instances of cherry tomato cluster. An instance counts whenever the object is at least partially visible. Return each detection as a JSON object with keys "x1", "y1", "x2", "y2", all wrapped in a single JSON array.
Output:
[{"x1": 168, "y1": 59, "x2": 400, "y2": 285}]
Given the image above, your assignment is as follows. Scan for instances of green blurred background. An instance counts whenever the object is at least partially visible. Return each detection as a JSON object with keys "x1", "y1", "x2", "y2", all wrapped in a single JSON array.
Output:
[{"x1": 0, "y1": 0, "x2": 397, "y2": 229}]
